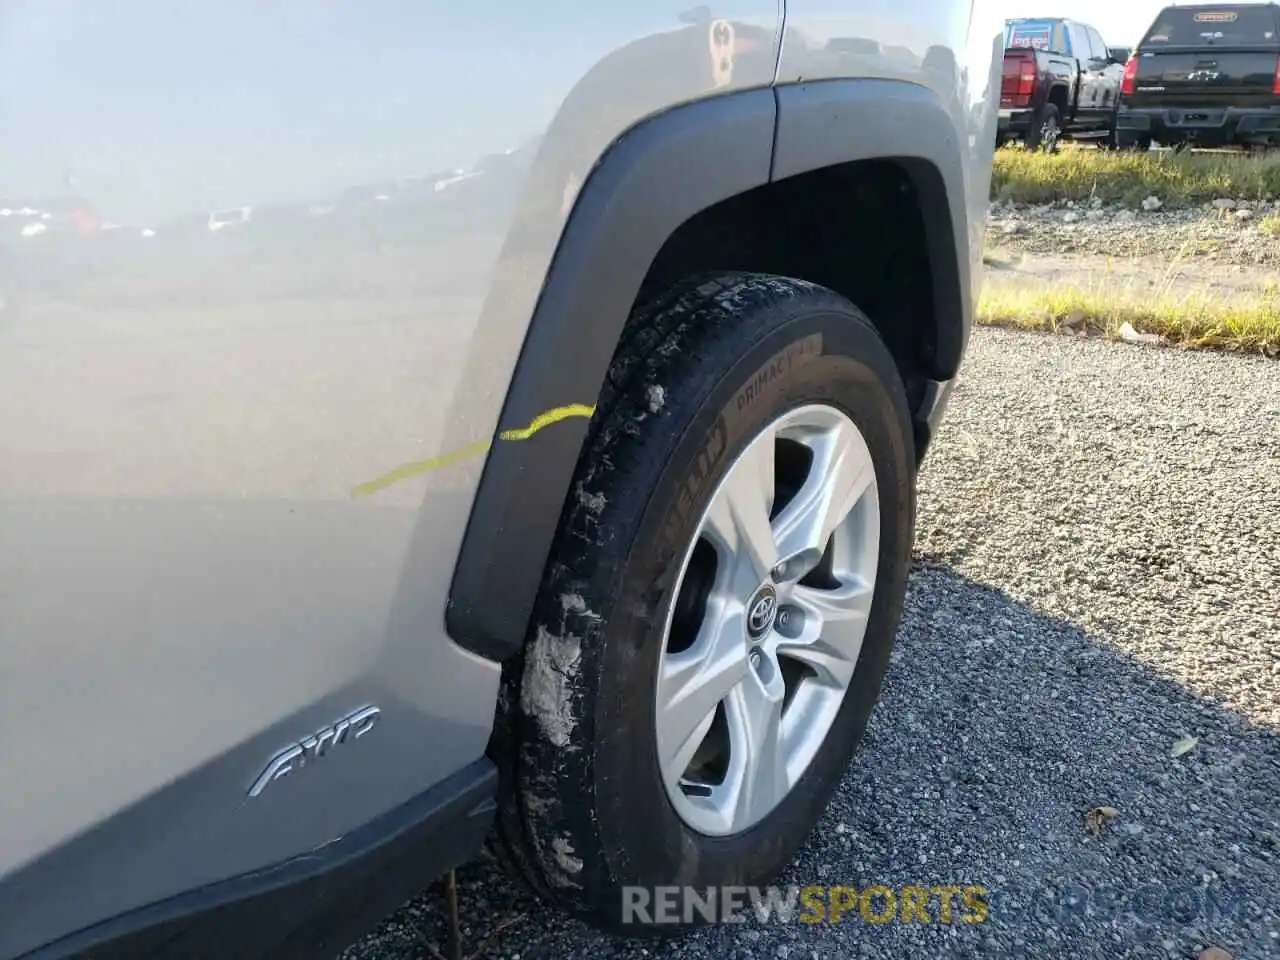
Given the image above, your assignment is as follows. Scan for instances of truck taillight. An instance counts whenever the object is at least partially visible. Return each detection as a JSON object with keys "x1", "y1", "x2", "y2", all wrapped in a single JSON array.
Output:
[
  {"x1": 1274, "y1": 57, "x2": 1280, "y2": 95},
  {"x1": 1001, "y1": 51, "x2": 1037, "y2": 108},
  {"x1": 1019, "y1": 58, "x2": 1036, "y2": 98},
  {"x1": 1121, "y1": 56, "x2": 1139, "y2": 97}
]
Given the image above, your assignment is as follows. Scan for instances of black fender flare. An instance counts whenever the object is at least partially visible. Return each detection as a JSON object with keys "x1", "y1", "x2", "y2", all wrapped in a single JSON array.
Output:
[{"x1": 447, "y1": 79, "x2": 970, "y2": 662}]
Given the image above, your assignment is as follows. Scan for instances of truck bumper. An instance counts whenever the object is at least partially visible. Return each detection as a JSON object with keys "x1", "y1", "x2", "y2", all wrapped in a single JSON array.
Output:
[
  {"x1": 997, "y1": 108, "x2": 1034, "y2": 140},
  {"x1": 1117, "y1": 104, "x2": 1280, "y2": 145}
]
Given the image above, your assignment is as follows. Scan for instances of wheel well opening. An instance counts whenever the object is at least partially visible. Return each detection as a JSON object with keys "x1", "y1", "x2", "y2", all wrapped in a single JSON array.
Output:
[
  {"x1": 635, "y1": 159, "x2": 940, "y2": 413},
  {"x1": 1048, "y1": 85, "x2": 1069, "y2": 114}
]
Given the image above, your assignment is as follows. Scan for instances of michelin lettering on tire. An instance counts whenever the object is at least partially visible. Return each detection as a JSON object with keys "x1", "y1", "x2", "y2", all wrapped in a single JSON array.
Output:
[{"x1": 662, "y1": 414, "x2": 728, "y2": 548}]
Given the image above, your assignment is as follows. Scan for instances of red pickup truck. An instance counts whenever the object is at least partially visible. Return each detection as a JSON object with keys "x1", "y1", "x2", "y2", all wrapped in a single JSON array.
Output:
[{"x1": 998, "y1": 17, "x2": 1130, "y2": 150}]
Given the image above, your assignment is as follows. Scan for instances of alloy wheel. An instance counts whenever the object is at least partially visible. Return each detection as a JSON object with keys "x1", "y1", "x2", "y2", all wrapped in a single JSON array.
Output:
[
  {"x1": 1041, "y1": 116, "x2": 1061, "y2": 152},
  {"x1": 654, "y1": 404, "x2": 881, "y2": 836}
]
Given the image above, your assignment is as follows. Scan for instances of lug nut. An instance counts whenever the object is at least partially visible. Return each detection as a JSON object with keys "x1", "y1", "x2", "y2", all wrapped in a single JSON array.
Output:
[{"x1": 775, "y1": 605, "x2": 805, "y2": 640}]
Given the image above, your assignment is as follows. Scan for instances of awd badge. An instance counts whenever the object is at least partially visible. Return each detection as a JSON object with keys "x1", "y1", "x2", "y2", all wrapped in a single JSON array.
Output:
[{"x1": 248, "y1": 705, "x2": 381, "y2": 797}]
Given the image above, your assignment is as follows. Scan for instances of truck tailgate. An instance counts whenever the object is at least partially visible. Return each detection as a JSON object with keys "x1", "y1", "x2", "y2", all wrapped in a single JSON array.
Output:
[
  {"x1": 1131, "y1": 6, "x2": 1280, "y2": 107},
  {"x1": 1132, "y1": 47, "x2": 1280, "y2": 106}
]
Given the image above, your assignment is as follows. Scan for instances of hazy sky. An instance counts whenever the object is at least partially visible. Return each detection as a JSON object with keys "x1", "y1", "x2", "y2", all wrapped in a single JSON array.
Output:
[{"x1": 1007, "y1": 0, "x2": 1169, "y2": 46}]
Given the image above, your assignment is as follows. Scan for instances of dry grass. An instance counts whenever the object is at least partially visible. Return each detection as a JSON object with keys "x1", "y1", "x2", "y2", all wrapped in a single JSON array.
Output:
[
  {"x1": 992, "y1": 145, "x2": 1280, "y2": 208},
  {"x1": 978, "y1": 283, "x2": 1280, "y2": 355},
  {"x1": 987, "y1": 147, "x2": 1280, "y2": 353}
]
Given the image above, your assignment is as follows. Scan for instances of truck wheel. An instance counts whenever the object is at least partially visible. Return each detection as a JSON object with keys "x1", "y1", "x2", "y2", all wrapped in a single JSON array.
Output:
[
  {"x1": 1025, "y1": 102, "x2": 1062, "y2": 153},
  {"x1": 491, "y1": 272, "x2": 916, "y2": 931},
  {"x1": 1114, "y1": 131, "x2": 1152, "y2": 152}
]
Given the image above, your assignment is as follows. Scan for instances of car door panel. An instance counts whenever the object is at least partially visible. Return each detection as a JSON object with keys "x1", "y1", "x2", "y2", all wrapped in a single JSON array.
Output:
[{"x1": 0, "y1": 1, "x2": 782, "y2": 954}]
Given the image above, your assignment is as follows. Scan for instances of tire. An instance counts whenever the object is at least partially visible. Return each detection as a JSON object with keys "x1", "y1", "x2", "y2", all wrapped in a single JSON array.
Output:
[
  {"x1": 1114, "y1": 130, "x2": 1152, "y2": 152},
  {"x1": 1025, "y1": 102, "x2": 1062, "y2": 153},
  {"x1": 1099, "y1": 115, "x2": 1120, "y2": 150},
  {"x1": 491, "y1": 272, "x2": 917, "y2": 932}
]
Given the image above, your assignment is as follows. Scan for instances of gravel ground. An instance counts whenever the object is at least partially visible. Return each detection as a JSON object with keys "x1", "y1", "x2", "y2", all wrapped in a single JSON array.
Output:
[
  {"x1": 986, "y1": 200, "x2": 1280, "y2": 268},
  {"x1": 345, "y1": 328, "x2": 1280, "y2": 960},
  {"x1": 981, "y1": 248, "x2": 1277, "y2": 301}
]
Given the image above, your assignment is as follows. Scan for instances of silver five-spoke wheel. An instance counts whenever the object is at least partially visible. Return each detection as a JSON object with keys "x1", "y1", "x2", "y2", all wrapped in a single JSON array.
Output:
[{"x1": 655, "y1": 403, "x2": 880, "y2": 836}]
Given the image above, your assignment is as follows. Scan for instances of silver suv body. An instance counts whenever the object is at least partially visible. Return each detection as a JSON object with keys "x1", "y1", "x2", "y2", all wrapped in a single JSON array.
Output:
[{"x1": 0, "y1": 2, "x2": 1003, "y2": 956}]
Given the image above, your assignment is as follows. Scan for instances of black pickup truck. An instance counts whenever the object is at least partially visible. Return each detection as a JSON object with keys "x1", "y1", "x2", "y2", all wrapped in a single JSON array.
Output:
[
  {"x1": 1115, "y1": 3, "x2": 1280, "y2": 150},
  {"x1": 998, "y1": 17, "x2": 1130, "y2": 150}
]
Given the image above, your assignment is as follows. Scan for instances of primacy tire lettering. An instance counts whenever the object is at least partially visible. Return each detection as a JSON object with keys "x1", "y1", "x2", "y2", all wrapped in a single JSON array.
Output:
[{"x1": 733, "y1": 334, "x2": 823, "y2": 415}]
